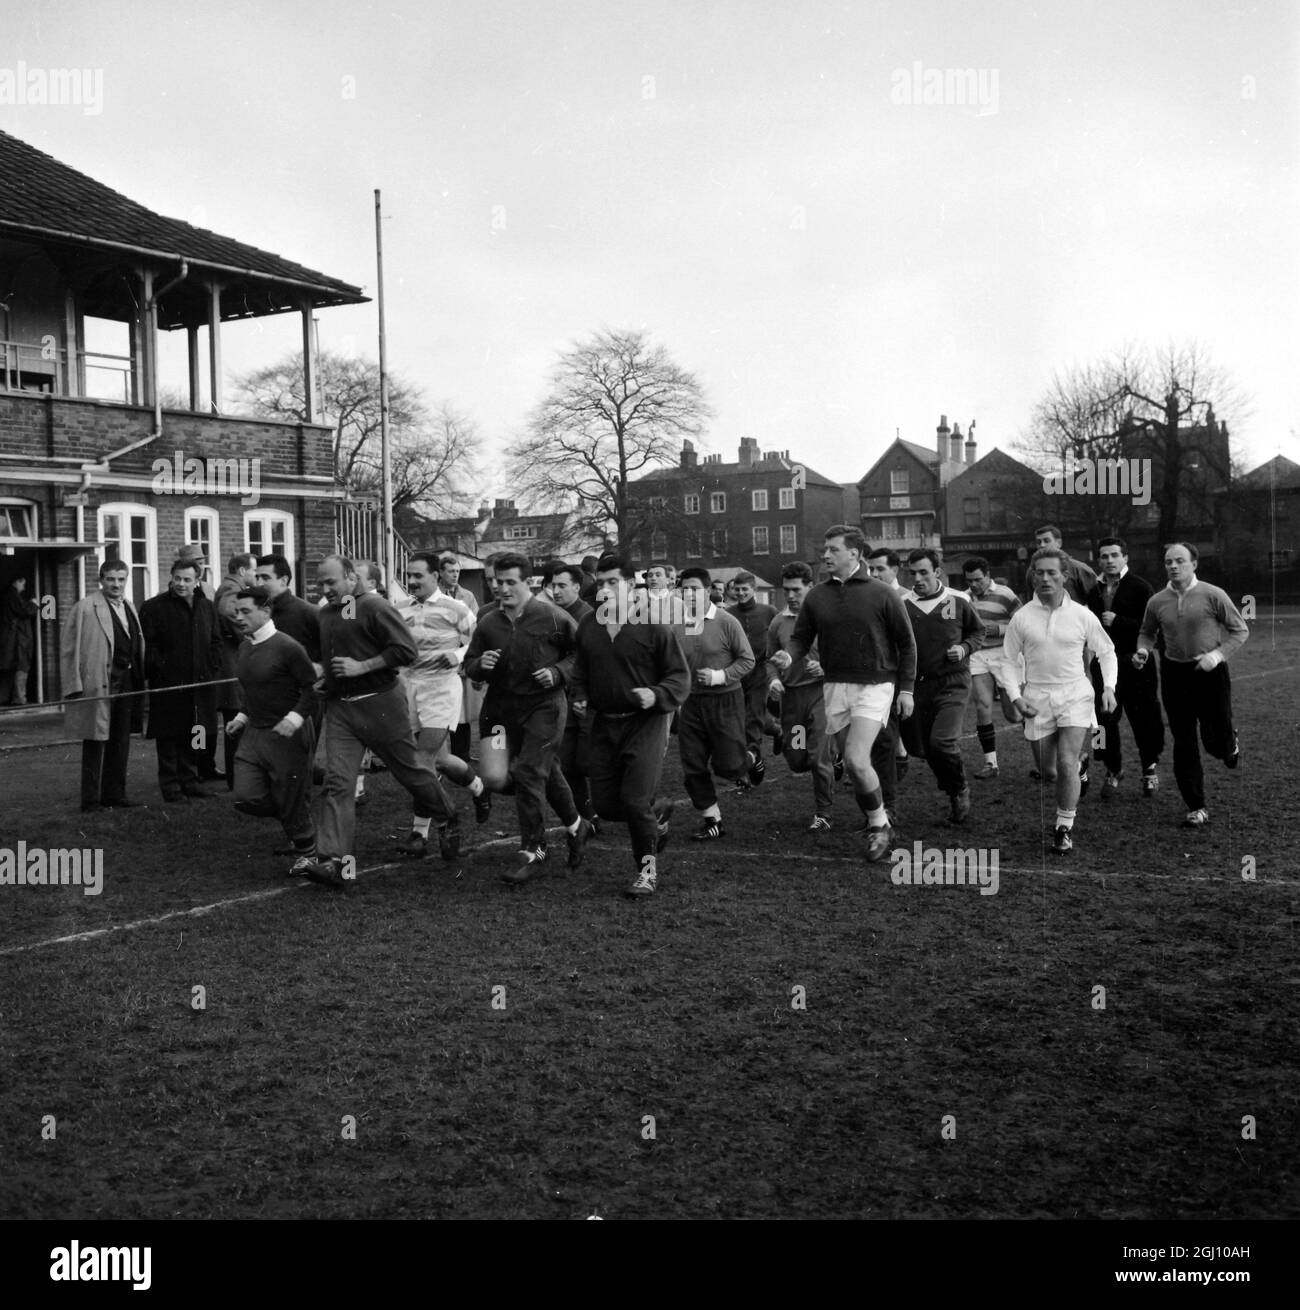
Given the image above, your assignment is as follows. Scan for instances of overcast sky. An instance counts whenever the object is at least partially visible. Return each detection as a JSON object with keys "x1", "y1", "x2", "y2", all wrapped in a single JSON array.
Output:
[{"x1": 3, "y1": 0, "x2": 1296, "y2": 492}]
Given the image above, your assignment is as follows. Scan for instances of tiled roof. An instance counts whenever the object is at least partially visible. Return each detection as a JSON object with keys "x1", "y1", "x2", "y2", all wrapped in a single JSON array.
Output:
[
  {"x1": 0, "y1": 130, "x2": 366, "y2": 315},
  {"x1": 636, "y1": 457, "x2": 841, "y2": 489},
  {"x1": 1234, "y1": 454, "x2": 1300, "y2": 492}
]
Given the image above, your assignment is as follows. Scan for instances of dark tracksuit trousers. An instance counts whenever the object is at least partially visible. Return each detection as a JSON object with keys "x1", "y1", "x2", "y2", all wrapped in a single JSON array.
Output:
[
  {"x1": 779, "y1": 681, "x2": 834, "y2": 816},
  {"x1": 483, "y1": 689, "x2": 578, "y2": 849},
  {"x1": 901, "y1": 669, "x2": 971, "y2": 796},
  {"x1": 235, "y1": 719, "x2": 317, "y2": 845},
  {"x1": 588, "y1": 710, "x2": 671, "y2": 865},
  {"x1": 1091, "y1": 657, "x2": 1164, "y2": 775},
  {"x1": 1160, "y1": 659, "x2": 1235, "y2": 811},
  {"x1": 679, "y1": 686, "x2": 748, "y2": 810},
  {"x1": 318, "y1": 682, "x2": 453, "y2": 860}
]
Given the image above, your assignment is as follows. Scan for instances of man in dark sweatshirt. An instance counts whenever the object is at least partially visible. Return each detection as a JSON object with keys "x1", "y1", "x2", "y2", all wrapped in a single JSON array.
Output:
[
  {"x1": 726, "y1": 570, "x2": 779, "y2": 785},
  {"x1": 254, "y1": 554, "x2": 323, "y2": 665},
  {"x1": 301, "y1": 555, "x2": 457, "y2": 889},
  {"x1": 464, "y1": 552, "x2": 590, "y2": 881},
  {"x1": 226, "y1": 587, "x2": 319, "y2": 874},
  {"x1": 543, "y1": 559, "x2": 597, "y2": 827},
  {"x1": 674, "y1": 567, "x2": 755, "y2": 841},
  {"x1": 900, "y1": 549, "x2": 984, "y2": 824},
  {"x1": 772, "y1": 524, "x2": 916, "y2": 863},
  {"x1": 570, "y1": 552, "x2": 691, "y2": 899}
]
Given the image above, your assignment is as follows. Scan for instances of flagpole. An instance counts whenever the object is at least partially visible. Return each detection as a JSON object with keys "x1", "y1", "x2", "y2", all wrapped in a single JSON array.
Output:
[{"x1": 374, "y1": 188, "x2": 394, "y2": 596}]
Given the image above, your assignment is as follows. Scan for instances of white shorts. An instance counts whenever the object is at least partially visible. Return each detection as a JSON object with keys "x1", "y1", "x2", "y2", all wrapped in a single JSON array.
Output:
[
  {"x1": 824, "y1": 680, "x2": 895, "y2": 735},
  {"x1": 1020, "y1": 679, "x2": 1096, "y2": 741},
  {"x1": 969, "y1": 649, "x2": 1020, "y2": 697},
  {"x1": 405, "y1": 671, "x2": 463, "y2": 732}
]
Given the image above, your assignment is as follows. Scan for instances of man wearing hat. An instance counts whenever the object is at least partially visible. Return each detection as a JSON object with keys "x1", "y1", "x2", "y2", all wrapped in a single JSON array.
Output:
[{"x1": 176, "y1": 543, "x2": 217, "y2": 603}]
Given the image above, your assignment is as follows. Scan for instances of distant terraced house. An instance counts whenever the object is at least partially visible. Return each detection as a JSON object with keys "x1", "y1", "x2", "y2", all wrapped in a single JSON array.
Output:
[{"x1": 0, "y1": 129, "x2": 368, "y2": 704}]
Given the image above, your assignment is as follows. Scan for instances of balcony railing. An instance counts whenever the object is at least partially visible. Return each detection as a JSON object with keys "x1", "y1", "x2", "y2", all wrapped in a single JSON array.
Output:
[{"x1": 0, "y1": 339, "x2": 133, "y2": 403}]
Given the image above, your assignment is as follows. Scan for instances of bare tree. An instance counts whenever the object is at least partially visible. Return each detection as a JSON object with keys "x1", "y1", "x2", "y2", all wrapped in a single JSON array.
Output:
[
  {"x1": 1017, "y1": 342, "x2": 1248, "y2": 544},
  {"x1": 507, "y1": 328, "x2": 712, "y2": 545},
  {"x1": 231, "y1": 351, "x2": 483, "y2": 516}
]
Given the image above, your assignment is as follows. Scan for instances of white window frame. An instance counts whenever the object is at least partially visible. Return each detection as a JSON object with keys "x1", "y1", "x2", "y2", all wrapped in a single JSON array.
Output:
[
  {"x1": 779, "y1": 524, "x2": 796, "y2": 555},
  {"x1": 752, "y1": 489, "x2": 768, "y2": 511},
  {"x1": 778, "y1": 486, "x2": 796, "y2": 510},
  {"x1": 891, "y1": 470, "x2": 910, "y2": 494},
  {"x1": 185, "y1": 506, "x2": 220, "y2": 584},
  {"x1": 650, "y1": 530, "x2": 667, "y2": 558},
  {"x1": 686, "y1": 531, "x2": 702, "y2": 559},
  {"x1": 752, "y1": 525, "x2": 769, "y2": 554},
  {"x1": 711, "y1": 528, "x2": 727, "y2": 556},
  {"x1": 98, "y1": 502, "x2": 158, "y2": 608},
  {"x1": 710, "y1": 492, "x2": 726, "y2": 513},
  {"x1": 244, "y1": 509, "x2": 295, "y2": 566},
  {"x1": 0, "y1": 497, "x2": 39, "y2": 542},
  {"x1": 684, "y1": 494, "x2": 700, "y2": 515}
]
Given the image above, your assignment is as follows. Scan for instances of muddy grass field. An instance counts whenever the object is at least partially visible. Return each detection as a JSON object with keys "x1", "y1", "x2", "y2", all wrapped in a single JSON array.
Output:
[{"x1": 1, "y1": 620, "x2": 1296, "y2": 1224}]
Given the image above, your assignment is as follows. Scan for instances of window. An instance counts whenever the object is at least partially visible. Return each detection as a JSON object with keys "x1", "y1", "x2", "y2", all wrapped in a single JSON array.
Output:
[
  {"x1": 711, "y1": 528, "x2": 727, "y2": 557},
  {"x1": 686, "y1": 531, "x2": 701, "y2": 559},
  {"x1": 0, "y1": 500, "x2": 37, "y2": 540},
  {"x1": 778, "y1": 487, "x2": 796, "y2": 510},
  {"x1": 779, "y1": 524, "x2": 796, "y2": 555},
  {"x1": 905, "y1": 517, "x2": 924, "y2": 538},
  {"x1": 185, "y1": 507, "x2": 220, "y2": 581},
  {"x1": 650, "y1": 530, "x2": 667, "y2": 558},
  {"x1": 710, "y1": 492, "x2": 726, "y2": 513},
  {"x1": 99, "y1": 502, "x2": 157, "y2": 609},
  {"x1": 883, "y1": 518, "x2": 903, "y2": 540},
  {"x1": 649, "y1": 496, "x2": 668, "y2": 512},
  {"x1": 963, "y1": 497, "x2": 981, "y2": 531},
  {"x1": 752, "y1": 526, "x2": 769, "y2": 554},
  {"x1": 507, "y1": 525, "x2": 537, "y2": 540},
  {"x1": 684, "y1": 494, "x2": 700, "y2": 515},
  {"x1": 986, "y1": 497, "x2": 1007, "y2": 531},
  {"x1": 891, "y1": 470, "x2": 910, "y2": 495},
  {"x1": 245, "y1": 510, "x2": 294, "y2": 566},
  {"x1": 629, "y1": 540, "x2": 643, "y2": 562},
  {"x1": 752, "y1": 489, "x2": 768, "y2": 511}
]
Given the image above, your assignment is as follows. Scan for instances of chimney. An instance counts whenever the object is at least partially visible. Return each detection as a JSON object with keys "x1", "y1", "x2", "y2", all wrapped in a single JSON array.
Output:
[
  {"x1": 936, "y1": 413, "x2": 950, "y2": 459},
  {"x1": 738, "y1": 436, "x2": 759, "y2": 467},
  {"x1": 949, "y1": 421, "x2": 963, "y2": 462},
  {"x1": 493, "y1": 498, "x2": 516, "y2": 517},
  {"x1": 965, "y1": 419, "x2": 977, "y2": 465},
  {"x1": 680, "y1": 439, "x2": 698, "y2": 470},
  {"x1": 478, "y1": 501, "x2": 490, "y2": 518}
]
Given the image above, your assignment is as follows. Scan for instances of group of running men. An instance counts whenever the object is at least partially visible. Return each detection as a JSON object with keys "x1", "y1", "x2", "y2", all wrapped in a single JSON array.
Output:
[{"x1": 224, "y1": 520, "x2": 1248, "y2": 899}]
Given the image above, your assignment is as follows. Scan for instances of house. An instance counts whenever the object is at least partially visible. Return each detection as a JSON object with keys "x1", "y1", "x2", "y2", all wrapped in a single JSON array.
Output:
[
  {"x1": 854, "y1": 415, "x2": 972, "y2": 555},
  {"x1": 0, "y1": 130, "x2": 367, "y2": 703},
  {"x1": 941, "y1": 446, "x2": 1054, "y2": 589},
  {"x1": 627, "y1": 437, "x2": 845, "y2": 579},
  {"x1": 1215, "y1": 453, "x2": 1300, "y2": 601}
]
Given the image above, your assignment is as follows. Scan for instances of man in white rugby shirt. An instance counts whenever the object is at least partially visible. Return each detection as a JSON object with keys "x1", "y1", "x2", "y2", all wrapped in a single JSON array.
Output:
[
  {"x1": 395, "y1": 551, "x2": 491, "y2": 859},
  {"x1": 1004, "y1": 546, "x2": 1117, "y2": 856}
]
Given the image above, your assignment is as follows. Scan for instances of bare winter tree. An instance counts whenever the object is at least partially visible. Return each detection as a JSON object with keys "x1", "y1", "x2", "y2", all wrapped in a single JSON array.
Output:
[
  {"x1": 231, "y1": 351, "x2": 483, "y2": 516},
  {"x1": 1018, "y1": 342, "x2": 1248, "y2": 544},
  {"x1": 507, "y1": 328, "x2": 712, "y2": 545}
]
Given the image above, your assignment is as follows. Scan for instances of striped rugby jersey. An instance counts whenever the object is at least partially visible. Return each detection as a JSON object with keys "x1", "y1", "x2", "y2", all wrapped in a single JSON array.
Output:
[
  {"x1": 960, "y1": 581, "x2": 1021, "y2": 650},
  {"x1": 399, "y1": 590, "x2": 475, "y2": 674}
]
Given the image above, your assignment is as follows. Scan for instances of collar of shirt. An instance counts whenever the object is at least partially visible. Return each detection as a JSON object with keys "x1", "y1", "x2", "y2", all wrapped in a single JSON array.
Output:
[
  {"x1": 251, "y1": 619, "x2": 278, "y2": 645},
  {"x1": 702, "y1": 602, "x2": 718, "y2": 622},
  {"x1": 1031, "y1": 592, "x2": 1076, "y2": 613},
  {"x1": 1168, "y1": 577, "x2": 1199, "y2": 595},
  {"x1": 908, "y1": 584, "x2": 952, "y2": 613},
  {"x1": 831, "y1": 562, "x2": 864, "y2": 585}
]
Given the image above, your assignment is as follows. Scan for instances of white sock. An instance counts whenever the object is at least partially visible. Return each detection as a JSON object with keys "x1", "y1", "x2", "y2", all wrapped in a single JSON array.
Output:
[
  {"x1": 984, "y1": 752, "x2": 997, "y2": 766},
  {"x1": 566, "y1": 817, "x2": 581, "y2": 834},
  {"x1": 1056, "y1": 809, "x2": 1076, "y2": 830},
  {"x1": 412, "y1": 816, "x2": 432, "y2": 838},
  {"x1": 867, "y1": 805, "x2": 889, "y2": 828},
  {"x1": 468, "y1": 776, "x2": 483, "y2": 796},
  {"x1": 702, "y1": 804, "x2": 722, "y2": 821},
  {"x1": 354, "y1": 779, "x2": 366, "y2": 798}
]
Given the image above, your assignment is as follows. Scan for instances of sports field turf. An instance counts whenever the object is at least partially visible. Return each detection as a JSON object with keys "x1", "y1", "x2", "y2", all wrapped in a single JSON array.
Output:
[{"x1": 1, "y1": 615, "x2": 1295, "y2": 1220}]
